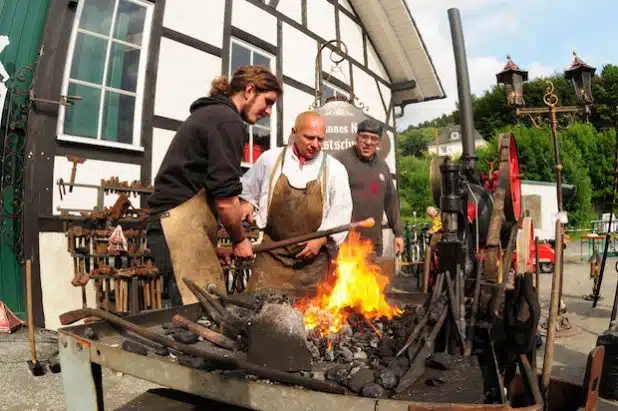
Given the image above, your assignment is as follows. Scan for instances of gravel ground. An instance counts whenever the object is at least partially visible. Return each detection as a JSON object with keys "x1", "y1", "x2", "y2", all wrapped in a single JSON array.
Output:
[{"x1": 1, "y1": 256, "x2": 617, "y2": 410}]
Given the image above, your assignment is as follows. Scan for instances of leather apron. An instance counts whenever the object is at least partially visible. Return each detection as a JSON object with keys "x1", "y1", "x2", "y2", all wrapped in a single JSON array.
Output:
[
  {"x1": 248, "y1": 148, "x2": 330, "y2": 291},
  {"x1": 159, "y1": 189, "x2": 225, "y2": 304}
]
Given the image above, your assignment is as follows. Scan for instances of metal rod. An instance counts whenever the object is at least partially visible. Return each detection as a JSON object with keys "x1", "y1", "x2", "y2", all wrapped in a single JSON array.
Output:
[
  {"x1": 593, "y1": 122, "x2": 618, "y2": 307},
  {"x1": 59, "y1": 308, "x2": 345, "y2": 395},
  {"x1": 465, "y1": 256, "x2": 483, "y2": 356},
  {"x1": 251, "y1": 217, "x2": 374, "y2": 254},
  {"x1": 535, "y1": 236, "x2": 540, "y2": 300},
  {"x1": 542, "y1": 219, "x2": 564, "y2": 388},
  {"x1": 447, "y1": 8, "x2": 476, "y2": 170},
  {"x1": 207, "y1": 284, "x2": 257, "y2": 310},
  {"x1": 610, "y1": 269, "x2": 618, "y2": 329},
  {"x1": 549, "y1": 107, "x2": 564, "y2": 212}
]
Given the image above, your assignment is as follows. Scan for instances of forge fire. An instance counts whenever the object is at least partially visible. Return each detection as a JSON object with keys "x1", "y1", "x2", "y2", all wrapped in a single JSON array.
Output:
[{"x1": 294, "y1": 230, "x2": 403, "y2": 337}]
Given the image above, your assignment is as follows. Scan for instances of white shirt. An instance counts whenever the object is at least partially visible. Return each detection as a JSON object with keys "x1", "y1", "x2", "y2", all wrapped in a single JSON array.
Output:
[{"x1": 240, "y1": 146, "x2": 353, "y2": 246}]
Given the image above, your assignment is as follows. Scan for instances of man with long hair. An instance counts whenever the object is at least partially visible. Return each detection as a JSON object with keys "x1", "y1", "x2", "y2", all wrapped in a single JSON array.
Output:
[{"x1": 147, "y1": 65, "x2": 283, "y2": 306}]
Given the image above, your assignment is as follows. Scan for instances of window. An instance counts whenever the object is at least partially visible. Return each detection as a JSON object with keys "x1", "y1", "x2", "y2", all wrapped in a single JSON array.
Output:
[
  {"x1": 440, "y1": 146, "x2": 448, "y2": 154},
  {"x1": 229, "y1": 38, "x2": 276, "y2": 167},
  {"x1": 58, "y1": 0, "x2": 154, "y2": 151},
  {"x1": 450, "y1": 131, "x2": 460, "y2": 141},
  {"x1": 322, "y1": 82, "x2": 349, "y2": 103}
]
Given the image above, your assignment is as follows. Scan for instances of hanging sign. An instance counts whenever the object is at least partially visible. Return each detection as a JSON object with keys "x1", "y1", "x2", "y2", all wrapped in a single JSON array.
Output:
[{"x1": 315, "y1": 99, "x2": 391, "y2": 161}]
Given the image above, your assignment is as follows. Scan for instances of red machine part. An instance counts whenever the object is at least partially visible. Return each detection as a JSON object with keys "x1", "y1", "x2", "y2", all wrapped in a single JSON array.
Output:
[
  {"x1": 506, "y1": 135, "x2": 522, "y2": 223},
  {"x1": 480, "y1": 134, "x2": 522, "y2": 223}
]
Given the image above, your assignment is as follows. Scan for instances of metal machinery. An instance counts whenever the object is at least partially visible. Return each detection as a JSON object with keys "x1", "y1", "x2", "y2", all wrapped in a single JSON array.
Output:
[{"x1": 425, "y1": 8, "x2": 600, "y2": 408}]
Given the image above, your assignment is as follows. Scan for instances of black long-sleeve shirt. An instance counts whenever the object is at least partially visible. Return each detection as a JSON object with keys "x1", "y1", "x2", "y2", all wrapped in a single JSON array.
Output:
[
  {"x1": 334, "y1": 146, "x2": 403, "y2": 250},
  {"x1": 147, "y1": 95, "x2": 246, "y2": 215}
]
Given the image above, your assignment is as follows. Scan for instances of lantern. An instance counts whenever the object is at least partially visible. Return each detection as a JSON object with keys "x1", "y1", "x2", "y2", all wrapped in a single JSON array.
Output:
[
  {"x1": 496, "y1": 56, "x2": 529, "y2": 107},
  {"x1": 564, "y1": 51, "x2": 596, "y2": 105}
]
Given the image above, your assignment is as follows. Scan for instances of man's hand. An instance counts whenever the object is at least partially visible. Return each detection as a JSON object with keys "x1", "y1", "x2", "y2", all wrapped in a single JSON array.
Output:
[
  {"x1": 296, "y1": 237, "x2": 327, "y2": 260},
  {"x1": 240, "y1": 200, "x2": 255, "y2": 223},
  {"x1": 232, "y1": 238, "x2": 254, "y2": 260},
  {"x1": 216, "y1": 247, "x2": 233, "y2": 266},
  {"x1": 394, "y1": 237, "x2": 404, "y2": 256}
]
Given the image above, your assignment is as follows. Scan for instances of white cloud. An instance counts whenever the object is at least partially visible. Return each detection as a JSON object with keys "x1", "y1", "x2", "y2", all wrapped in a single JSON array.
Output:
[{"x1": 398, "y1": 1, "x2": 555, "y2": 130}]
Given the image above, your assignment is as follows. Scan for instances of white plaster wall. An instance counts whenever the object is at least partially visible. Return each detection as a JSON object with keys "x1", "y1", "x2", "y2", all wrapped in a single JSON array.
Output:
[
  {"x1": 276, "y1": 0, "x2": 302, "y2": 24},
  {"x1": 282, "y1": 84, "x2": 314, "y2": 139},
  {"x1": 282, "y1": 23, "x2": 316, "y2": 88},
  {"x1": 352, "y1": 65, "x2": 386, "y2": 122},
  {"x1": 155, "y1": 38, "x2": 221, "y2": 121},
  {"x1": 522, "y1": 182, "x2": 559, "y2": 240},
  {"x1": 378, "y1": 82, "x2": 392, "y2": 109},
  {"x1": 367, "y1": 41, "x2": 389, "y2": 82},
  {"x1": 39, "y1": 232, "x2": 96, "y2": 330},
  {"x1": 162, "y1": 0, "x2": 225, "y2": 48},
  {"x1": 232, "y1": 0, "x2": 278, "y2": 46},
  {"x1": 306, "y1": 0, "x2": 336, "y2": 41},
  {"x1": 339, "y1": 0, "x2": 355, "y2": 14},
  {"x1": 151, "y1": 128, "x2": 176, "y2": 184},
  {"x1": 339, "y1": 13, "x2": 364, "y2": 63},
  {"x1": 321, "y1": 52, "x2": 350, "y2": 86},
  {"x1": 53, "y1": 157, "x2": 141, "y2": 215}
]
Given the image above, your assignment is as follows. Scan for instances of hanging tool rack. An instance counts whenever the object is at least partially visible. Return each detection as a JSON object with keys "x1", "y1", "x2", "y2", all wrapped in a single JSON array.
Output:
[{"x1": 56, "y1": 177, "x2": 163, "y2": 315}]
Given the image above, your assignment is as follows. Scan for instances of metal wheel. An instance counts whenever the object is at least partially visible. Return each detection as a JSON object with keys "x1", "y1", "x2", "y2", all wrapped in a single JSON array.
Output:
[
  {"x1": 501, "y1": 133, "x2": 522, "y2": 223},
  {"x1": 540, "y1": 262, "x2": 554, "y2": 273}
]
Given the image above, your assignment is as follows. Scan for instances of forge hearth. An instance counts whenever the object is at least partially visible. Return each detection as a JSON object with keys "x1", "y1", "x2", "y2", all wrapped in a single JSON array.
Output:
[{"x1": 155, "y1": 285, "x2": 492, "y2": 403}]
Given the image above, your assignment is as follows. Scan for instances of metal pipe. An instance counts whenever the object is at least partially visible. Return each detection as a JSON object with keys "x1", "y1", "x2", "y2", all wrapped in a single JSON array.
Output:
[
  {"x1": 542, "y1": 219, "x2": 564, "y2": 388},
  {"x1": 535, "y1": 236, "x2": 540, "y2": 300},
  {"x1": 447, "y1": 8, "x2": 476, "y2": 170},
  {"x1": 593, "y1": 121, "x2": 618, "y2": 307},
  {"x1": 610, "y1": 273, "x2": 618, "y2": 329}
]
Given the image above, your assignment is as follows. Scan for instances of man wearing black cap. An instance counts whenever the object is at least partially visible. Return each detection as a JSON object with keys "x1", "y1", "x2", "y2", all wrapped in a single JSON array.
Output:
[{"x1": 334, "y1": 119, "x2": 404, "y2": 256}]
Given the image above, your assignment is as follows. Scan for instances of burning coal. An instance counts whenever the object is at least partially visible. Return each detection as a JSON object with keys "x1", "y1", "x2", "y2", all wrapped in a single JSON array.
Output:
[{"x1": 294, "y1": 230, "x2": 403, "y2": 337}]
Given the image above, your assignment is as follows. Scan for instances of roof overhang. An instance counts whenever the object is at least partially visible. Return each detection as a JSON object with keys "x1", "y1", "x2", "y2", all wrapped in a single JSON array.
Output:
[{"x1": 350, "y1": 0, "x2": 446, "y2": 108}]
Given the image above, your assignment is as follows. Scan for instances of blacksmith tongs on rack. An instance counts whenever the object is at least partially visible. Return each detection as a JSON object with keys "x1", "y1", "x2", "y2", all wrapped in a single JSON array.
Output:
[{"x1": 217, "y1": 217, "x2": 376, "y2": 294}]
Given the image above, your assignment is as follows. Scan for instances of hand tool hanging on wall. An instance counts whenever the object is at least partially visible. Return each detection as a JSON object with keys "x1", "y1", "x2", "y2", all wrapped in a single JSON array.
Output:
[
  {"x1": 25, "y1": 259, "x2": 45, "y2": 376},
  {"x1": 59, "y1": 307, "x2": 345, "y2": 395},
  {"x1": 66, "y1": 155, "x2": 85, "y2": 193}
]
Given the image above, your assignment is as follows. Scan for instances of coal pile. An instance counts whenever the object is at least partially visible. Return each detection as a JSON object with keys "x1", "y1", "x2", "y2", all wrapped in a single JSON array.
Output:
[{"x1": 299, "y1": 296, "x2": 452, "y2": 398}]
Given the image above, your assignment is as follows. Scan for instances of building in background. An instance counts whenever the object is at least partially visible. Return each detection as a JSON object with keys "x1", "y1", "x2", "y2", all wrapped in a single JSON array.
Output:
[
  {"x1": 427, "y1": 125, "x2": 487, "y2": 156},
  {"x1": 0, "y1": 0, "x2": 444, "y2": 328},
  {"x1": 521, "y1": 180, "x2": 576, "y2": 240}
]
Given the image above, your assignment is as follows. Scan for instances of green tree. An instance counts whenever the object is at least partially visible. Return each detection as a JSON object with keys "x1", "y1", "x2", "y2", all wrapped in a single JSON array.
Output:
[
  {"x1": 397, "y1": 127, "x2": 435, "y2": 158},
  {"x1": 398, "y1": 155, "x2": 433, "y2": 220}
]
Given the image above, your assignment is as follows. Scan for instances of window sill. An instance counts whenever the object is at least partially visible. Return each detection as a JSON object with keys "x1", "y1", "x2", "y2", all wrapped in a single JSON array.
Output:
[{"x1": 57, "y1": 135, "x2": 145, "y2": 152}]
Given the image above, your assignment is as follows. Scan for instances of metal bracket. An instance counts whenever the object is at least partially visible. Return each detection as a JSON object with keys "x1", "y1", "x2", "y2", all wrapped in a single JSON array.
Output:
[{"x1": 29, "y1": 89, "x2": 82, "y2": 107}]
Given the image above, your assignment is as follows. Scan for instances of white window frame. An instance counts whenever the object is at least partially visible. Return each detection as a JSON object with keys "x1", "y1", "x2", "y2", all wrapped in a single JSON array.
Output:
[
  {"x1": 229, "y1": 37, "x2": 277, "y2": 168},
  {"x1": 57, "y1": 0, "x2": 154, "y2": 152},
  {"x1": 322, "y1": 81, "x2": 349, "y2": 101}
]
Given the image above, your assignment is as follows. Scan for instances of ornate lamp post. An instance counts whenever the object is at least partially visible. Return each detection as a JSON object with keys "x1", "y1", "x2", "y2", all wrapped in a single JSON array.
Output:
[{"x1": 496, "y1": 52, "x2": 596, "y2": 385}]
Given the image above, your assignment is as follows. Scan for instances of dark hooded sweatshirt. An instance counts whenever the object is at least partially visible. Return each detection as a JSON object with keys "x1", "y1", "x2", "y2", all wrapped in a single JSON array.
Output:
[{"x1": 147, "y1": 95, "x2": 247, "y2": 216}]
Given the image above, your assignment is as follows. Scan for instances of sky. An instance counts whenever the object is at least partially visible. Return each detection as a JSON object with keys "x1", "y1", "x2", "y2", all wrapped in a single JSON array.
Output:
[{"x1": 398, "y1": 0, "x2": 618, "y2": 130}]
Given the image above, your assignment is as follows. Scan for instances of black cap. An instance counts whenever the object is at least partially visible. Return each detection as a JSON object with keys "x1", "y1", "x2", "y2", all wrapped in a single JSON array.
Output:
[{"x1": 357, "y1": 119, "x2": 383, "y2": 136}]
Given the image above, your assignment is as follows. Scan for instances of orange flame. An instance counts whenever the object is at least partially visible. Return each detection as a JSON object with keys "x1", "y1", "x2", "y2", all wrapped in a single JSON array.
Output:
[{"x1": 295, "y1": 230, "x2": 403, "y2": 337}]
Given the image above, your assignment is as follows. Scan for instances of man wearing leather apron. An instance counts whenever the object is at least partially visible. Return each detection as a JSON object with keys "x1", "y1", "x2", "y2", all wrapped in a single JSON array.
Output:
[
  {"x1": 146, "y1": 66, "x2": 283, "y2": 306},
  {"x1": 239, "y1": 111, "x2": 353, "y2": 290},
  {"x1": 334, "y1": 119, "x2": 404, "y2": 257}
]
